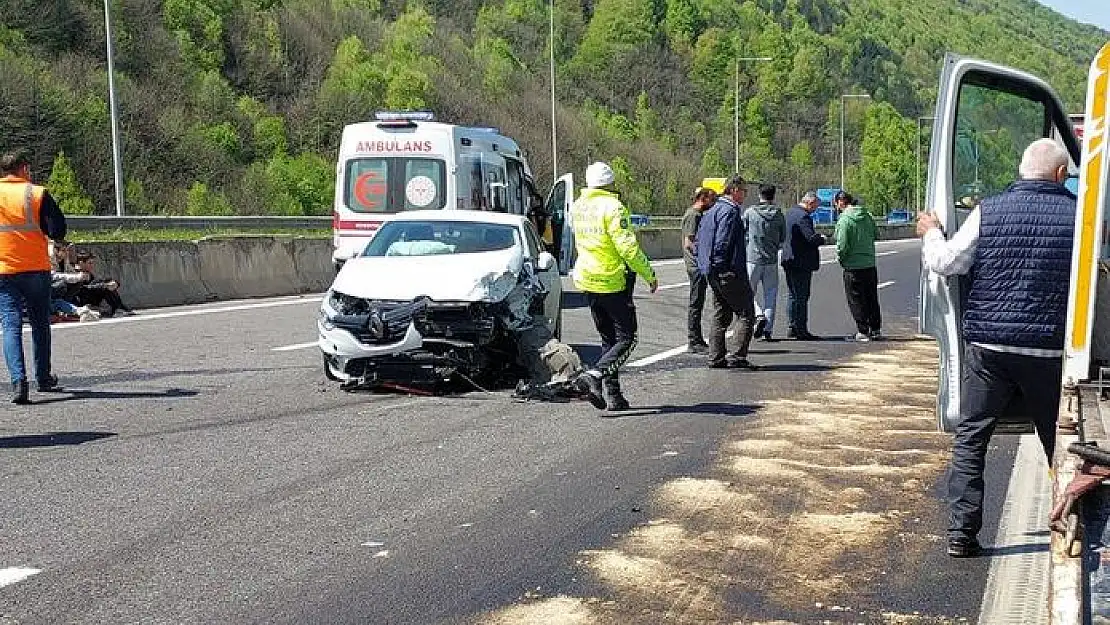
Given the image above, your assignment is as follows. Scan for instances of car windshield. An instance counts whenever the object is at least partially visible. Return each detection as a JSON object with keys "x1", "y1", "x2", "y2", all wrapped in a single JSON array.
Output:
[{"x1": 361, "y1": 221, "x2": 520, "y2": 257}]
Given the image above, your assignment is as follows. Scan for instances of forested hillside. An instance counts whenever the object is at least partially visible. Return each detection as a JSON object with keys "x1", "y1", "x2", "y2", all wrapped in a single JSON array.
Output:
[{"x1": 0, "y1": 0, "x2": 1105, "y2": 216}]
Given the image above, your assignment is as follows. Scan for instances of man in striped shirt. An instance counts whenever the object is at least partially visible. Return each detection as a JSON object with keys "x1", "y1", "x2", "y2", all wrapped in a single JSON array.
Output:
[{"x1": 918, "y1": 138, "x2": 1076, "y2": 558}]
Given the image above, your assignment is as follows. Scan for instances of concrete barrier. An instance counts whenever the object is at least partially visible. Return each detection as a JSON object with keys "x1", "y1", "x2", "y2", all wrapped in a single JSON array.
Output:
[
  {"x1": 73, "y1": 224, "x2": 917, "y2": 310},
  {"x1": 79, "y1": 236, "x2": 334, "y2": 309},
  {"x1": 637, "y1": 223, "x2": 916, "y2": 262}
]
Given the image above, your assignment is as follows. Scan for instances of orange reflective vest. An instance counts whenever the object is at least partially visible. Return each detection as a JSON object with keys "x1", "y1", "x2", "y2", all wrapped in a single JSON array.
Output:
[{"x1": 0, "y1": 176, "x2": 50, "y2": 274}]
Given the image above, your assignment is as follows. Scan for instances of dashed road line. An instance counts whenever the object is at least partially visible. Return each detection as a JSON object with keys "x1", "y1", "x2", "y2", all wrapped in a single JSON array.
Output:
[
  {"x1": 657, "y1": 282, "x2": 691, "y2": 291},
  {"x1": 273, "y1": 341, "x2": 318, "y2": 352},
  {"x1": 629, "y1": 331, "x2": 735, "y2": 368},
  {"x1": 0, "y1": 567, "x2": 41, "y2": 588},
  {"x1": 24, "y1": 296, "x2": 323, "y2": 334},
  {"x1": 878, "y1": 281, "x2": 896, "y2": 289}
]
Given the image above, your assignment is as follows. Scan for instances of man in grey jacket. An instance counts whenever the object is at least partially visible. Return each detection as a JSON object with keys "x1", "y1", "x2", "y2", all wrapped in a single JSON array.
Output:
[{"x1": 743, "y1": 184, "x2": 786, "y2": 341}]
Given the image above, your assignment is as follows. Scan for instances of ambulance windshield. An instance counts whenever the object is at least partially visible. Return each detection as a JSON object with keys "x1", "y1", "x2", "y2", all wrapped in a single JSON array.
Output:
[{"x1": 344, "y1": 157, "x2": 447, "y2": 213}]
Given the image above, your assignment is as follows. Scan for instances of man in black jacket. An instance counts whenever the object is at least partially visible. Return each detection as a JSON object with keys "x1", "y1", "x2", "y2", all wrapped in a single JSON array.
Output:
[{"x1": 781, "y1": 191, "x2": 826, "y2": 340}]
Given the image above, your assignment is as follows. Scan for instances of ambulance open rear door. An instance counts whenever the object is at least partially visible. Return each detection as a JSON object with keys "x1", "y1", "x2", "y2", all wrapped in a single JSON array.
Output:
[{"x1": 545, "y1": 173, "x2": 576, "y2": 275}]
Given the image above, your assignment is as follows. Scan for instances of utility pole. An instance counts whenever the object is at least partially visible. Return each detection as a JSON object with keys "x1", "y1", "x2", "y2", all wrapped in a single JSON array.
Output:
[
  {"x1": 104, "y1": 0, "x2": 125, "y2": 216},
  {"x1": 733, "y1": 57, "x2": 773, "y2": 174},
  {"x1": 840, "y1": 94, "x2": 871, "y2": 191}
]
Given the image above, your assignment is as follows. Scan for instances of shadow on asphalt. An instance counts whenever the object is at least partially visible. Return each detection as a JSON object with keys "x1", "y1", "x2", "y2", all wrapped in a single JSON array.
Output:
[
  {"x1": 0, "y1": 431, "x2": 117, "y2": 449},
  {"x1": 62, "y1": 367, "x2": 313, "y2": 386},
  {"x1": 562, "y1": 292, "x2": 590, "y2": 310},
  {"x1": 570, "y1": 344, "x2": 602, "y2": 362},
  {"x1": 600, "y1": 402, "x2": 759, "y2": 419},
  {"x1": 981, "y1": 543, "x2": 1049, "y2": 557},
  {"x1": 32, "y1": 388, "x2": 198, "y2": 405}
]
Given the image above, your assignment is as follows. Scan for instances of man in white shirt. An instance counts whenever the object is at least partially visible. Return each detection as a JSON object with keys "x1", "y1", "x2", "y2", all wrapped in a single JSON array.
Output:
[{"x1": 917, "y1": 138, "x2": 1076, "y2": 558}]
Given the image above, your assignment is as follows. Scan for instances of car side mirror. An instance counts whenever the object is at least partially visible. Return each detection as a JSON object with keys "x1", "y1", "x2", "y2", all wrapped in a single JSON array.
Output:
[{"x1": 537, "y1": 251, "x2": 556, "y2": 272}]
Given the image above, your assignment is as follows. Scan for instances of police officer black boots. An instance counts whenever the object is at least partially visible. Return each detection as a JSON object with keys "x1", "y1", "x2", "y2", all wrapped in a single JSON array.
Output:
[{"x1": 603, "y1": 377, "x2": 631, "y2": 412}]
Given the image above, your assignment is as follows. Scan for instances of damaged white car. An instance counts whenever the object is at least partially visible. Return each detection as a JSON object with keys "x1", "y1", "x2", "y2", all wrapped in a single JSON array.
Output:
[{"x1": 318, "y1": 211, "x2": 564, "y2": 388}]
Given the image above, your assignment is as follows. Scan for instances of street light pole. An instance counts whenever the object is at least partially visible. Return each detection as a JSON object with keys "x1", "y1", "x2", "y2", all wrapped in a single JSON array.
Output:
[
  {"x1": 917, "y1": 116, "x2": 934, "y2": 212},
  {"x1": 733, "y1": 56, "x2": 773, "y2": 174},
  {"x1": 548, "y1": 0, "x2": 558, "y2": 181},
  {"x1": 840, "y1": 94, "x2": 871, "y2": 192},
  {"x1": 104, "y1": 0, "x2": 125, "y2": 217}
]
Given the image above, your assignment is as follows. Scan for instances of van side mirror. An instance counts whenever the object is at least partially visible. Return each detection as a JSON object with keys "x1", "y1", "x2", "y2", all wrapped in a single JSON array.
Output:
[{"x1": 537, "y1": 251, "x2": 556, "y2": 272}]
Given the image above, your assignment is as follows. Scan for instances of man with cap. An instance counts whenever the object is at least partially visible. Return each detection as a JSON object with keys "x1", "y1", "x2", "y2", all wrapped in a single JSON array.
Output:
[
  {"x1": 695, "y1": 174, "x2": 758, "y2": 370},
  {"x1": 571, "y1": 161, "x2": 658, "y2": 412}
]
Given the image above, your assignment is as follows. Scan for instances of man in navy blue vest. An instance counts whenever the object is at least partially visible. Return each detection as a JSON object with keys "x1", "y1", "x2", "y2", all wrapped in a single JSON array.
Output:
[{"x1": 918, "y1": 138, "x2": 1076, "y2": 558}]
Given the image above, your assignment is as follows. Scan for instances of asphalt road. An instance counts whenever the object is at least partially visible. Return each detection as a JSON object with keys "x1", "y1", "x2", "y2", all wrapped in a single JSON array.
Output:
[{"x1": 1, "y1": 238, "x2": 1021, "y2": 624}]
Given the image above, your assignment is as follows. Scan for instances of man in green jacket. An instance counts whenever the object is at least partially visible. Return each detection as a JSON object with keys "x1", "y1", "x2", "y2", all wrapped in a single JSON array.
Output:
[
  {"x1": 571, "y1": 161, "x2": 658, "y2": 412},
  {"x1": 834, "y1": 191, "x2": 882, "y2": 341}
]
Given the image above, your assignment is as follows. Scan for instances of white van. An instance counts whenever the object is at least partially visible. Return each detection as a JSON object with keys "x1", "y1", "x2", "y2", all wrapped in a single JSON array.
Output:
[{"x1": 331, "y1": 111, "x2": 575, "y2": 273}]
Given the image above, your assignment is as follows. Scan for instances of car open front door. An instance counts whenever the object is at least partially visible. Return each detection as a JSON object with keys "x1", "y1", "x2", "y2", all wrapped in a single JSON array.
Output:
[
  {"x1": 920, "y1": 53, "x2": 1081, "y2": 433},
  {"x1": 545, "y1": 173, "x2": 576, "y2": 275}
]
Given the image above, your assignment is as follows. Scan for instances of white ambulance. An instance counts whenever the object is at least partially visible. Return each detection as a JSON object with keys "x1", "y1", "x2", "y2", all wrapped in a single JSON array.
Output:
[{"x1": 330, "y1": 111, "x2": 576, "y2": 273}]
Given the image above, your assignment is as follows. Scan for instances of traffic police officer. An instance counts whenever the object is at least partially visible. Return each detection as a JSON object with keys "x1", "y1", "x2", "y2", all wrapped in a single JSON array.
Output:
[
  {"x1": 0, "y1": 151, "x2": 68, "y2": 404},
  {"x1": 571, "y1": 161, "x2": 657, "y2": 412}
]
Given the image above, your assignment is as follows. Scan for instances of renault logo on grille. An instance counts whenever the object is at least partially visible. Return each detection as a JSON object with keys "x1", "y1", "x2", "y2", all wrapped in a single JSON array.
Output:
[{"x1": 367, "y1": 311, "x2": 386, "y2": 340}]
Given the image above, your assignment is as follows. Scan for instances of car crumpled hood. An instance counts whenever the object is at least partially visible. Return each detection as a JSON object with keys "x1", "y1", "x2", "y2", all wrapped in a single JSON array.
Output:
[{"x1": 330, "y1": 248, "x2": 526, "y2": 303}]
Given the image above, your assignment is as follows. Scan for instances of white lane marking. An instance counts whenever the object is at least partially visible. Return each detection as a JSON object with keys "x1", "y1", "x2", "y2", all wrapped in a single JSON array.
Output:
[
  {"x1": 657, "y1": 282, "x2": 690, "y2": 291},
  {"x1": 24, "y1": 296, "x2": 323, "y2": 334},
  {"x1": 978, "y1": 434, "x2": 1051, "y2": 625},
  {"x1": 629, "y1": 331, "x2": 734, "y2": 368},
  {"x1": 0, "y1": 567, "x2": 41, "y2": 588},
  {"x1": 629, "y1": 344, "x2": 689, "y2": 367},
  {"x1": 651, "y1": 259, "x2": 686, "y2": 267},
  {"x1": 878, "y1": 281, "x2": 896, "y2": 289},
  {"x1": 272, "y1": 341, "x2": 318, "y2": 352},
  {"x1": 820, "y1": 245, "x2": 907, "y2": 265}
]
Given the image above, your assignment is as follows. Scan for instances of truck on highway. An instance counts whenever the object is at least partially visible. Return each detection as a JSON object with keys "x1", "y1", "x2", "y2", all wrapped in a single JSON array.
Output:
[
  {"x1": 331, "y1": 111, "x2": 576, "y2": 274},
  {"x1": 920, "y1": 45, "x2": 1110, "y2": 622}
]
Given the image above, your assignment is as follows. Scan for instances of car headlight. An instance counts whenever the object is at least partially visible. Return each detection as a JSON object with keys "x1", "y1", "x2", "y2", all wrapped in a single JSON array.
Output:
[{"x1": 319, "y1": 296, "x2": 337, "y2": 330}]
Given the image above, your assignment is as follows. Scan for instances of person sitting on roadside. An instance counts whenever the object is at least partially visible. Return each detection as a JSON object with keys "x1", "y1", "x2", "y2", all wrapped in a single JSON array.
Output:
[
  {"x1": 70, "y1": 251, "x2": 135, "y2": 317},
  {"x1": 47, "y1": 242, "x2": 99, "y2": 322}
]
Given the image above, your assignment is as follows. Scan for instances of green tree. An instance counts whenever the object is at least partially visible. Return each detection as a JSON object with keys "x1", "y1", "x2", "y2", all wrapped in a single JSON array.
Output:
[
  {"x1": 162, "y1": 0, "x2": 235, "y2": 72},
  {"x1": 663, "y1": 0, "x2": 699, "y2": 49},
  {"x1": 570, "y1": 0, "x2": 655, "y2": 76},
  {"x1": 852, "y1": 102, "x2": 916, "y2": 213},
  {"x1": 634, "y1": 92, "x2": 661, "y2": 141},
  {"x1": 701, "y1": 144, "x2": 729, "y2": 177},
  {"x1": 186, "y1": 181, "x2": 234, "y2": 216},
  {"x1": 789, "y1": 140, "x2": 815, "y2": 190},
  {"x1": 47, "y1": 152, "x2": 95, "y2": 215}
]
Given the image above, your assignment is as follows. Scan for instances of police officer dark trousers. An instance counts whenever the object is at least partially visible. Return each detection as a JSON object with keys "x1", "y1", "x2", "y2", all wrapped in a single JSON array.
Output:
[
  {"x1": 587, "y1": 271, "x2": 638, "y2": 404},
  {"x1": 570, "y1": 162, "x2": 658, "y2": 412}
]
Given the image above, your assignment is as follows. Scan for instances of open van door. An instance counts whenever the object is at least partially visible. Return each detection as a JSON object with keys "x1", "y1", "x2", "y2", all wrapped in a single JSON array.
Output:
[
  {"x1": 920, "y1": 53, "x2": 1081, "y2": 433},
  {"x1": 545, "y1": 173, "x2": 576, "y2": 275}
]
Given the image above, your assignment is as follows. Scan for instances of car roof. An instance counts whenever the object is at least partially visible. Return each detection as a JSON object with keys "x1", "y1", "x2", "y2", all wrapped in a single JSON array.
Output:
[{"x1": 381, "y1": 210, "x2": 528, "y2": 227}]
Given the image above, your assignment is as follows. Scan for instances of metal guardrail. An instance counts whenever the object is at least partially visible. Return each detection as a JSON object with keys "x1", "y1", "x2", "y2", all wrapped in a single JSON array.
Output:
[{"x1": 67, "y1": 216, "x2": 332, "y2": 231}]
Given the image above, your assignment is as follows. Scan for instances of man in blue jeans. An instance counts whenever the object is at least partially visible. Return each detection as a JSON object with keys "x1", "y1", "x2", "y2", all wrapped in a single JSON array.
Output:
[{"x1": 0, "y1": 151, "x2": 68, "y2": 404}]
